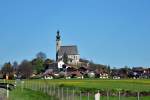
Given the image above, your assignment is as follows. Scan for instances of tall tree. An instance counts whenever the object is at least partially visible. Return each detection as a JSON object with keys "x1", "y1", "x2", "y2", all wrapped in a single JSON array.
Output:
[
  {"x1": 1, "y1": 62, "x2": 13, "y2": 75},
  {"x1": 18, "y1": 60, "x2": 33, "y2": 79},
  {"x1": 12, "y1": 61, "x2": 18, "y2": 71},
  {"x1": 36, "y1": 52, "x2": 47, "y2": 60},
  {"x1": 1, "y1": 62, "x2": 14, "y2": 79},
  {"x1": 44, "y1": 58, "x2": 54, "y2": 70},
  {"x1": 119, "y1": 66, "x2": 131, "y2": 78},
  {"x1": 32, "y1": 58, "x2": 44, "y2": 74},
  {"x1": 107, "y1": 65, "x2": 111, "y2": 75}
]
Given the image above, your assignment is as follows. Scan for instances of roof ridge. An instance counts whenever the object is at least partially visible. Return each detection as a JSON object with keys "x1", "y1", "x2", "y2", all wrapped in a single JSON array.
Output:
[{"x1": 61, "y1": 45, "x2": 77, "y2": 47}]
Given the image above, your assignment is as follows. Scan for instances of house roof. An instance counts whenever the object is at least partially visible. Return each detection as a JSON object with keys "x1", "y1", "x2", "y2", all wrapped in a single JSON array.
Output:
[
  {"x1": 47, "y1": 63, "x2": 59, "y2": 72},
  {"x1": 58, "y1": 45, "x2": 79, "y2": 56}
]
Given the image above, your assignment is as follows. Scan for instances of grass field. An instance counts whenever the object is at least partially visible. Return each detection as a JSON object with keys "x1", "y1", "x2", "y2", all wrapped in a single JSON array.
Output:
[
  {"x1": 1, "y1": 79, "x2": 150, "y2": 100},
  {"x1": 9, "y1": 87, "x2": 58, "y2": 100},
  {"x1": 27, "y1": 79, "x2": 150, "y2": 92}
]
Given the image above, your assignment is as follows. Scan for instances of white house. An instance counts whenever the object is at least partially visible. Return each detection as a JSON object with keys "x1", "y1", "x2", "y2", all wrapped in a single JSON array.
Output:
[{"x1": 58, "y1": 60, "x2": 65, "y2": 69}]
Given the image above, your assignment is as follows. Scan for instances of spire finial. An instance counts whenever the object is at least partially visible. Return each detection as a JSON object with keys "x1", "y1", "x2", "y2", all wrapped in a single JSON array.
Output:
[
  {"x1": 57, "y1": 30, "x2": 60, "y2": 35},
  {"x1": 56, "y1": 30, "x2": 60, "y2": 40}
]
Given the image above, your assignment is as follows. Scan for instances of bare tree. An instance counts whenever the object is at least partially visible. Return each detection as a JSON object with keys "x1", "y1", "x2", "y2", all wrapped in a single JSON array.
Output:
[
  {"x1": 17, "y1": 60, "x2": 33, "y2": 79},
  {"x1": 36, "y1": 52, "x2": 47, "y2": 60}
]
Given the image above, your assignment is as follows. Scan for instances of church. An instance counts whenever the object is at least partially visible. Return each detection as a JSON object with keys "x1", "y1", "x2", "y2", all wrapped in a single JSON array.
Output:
[{"x1": 56, "y1": 30, "x2": 80, "y2": 65}]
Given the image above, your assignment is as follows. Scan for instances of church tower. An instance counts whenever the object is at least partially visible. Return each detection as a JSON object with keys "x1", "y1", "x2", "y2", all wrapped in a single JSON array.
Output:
[{"x1": 56, "y1": 30, "x2": 61, "y2": 61}]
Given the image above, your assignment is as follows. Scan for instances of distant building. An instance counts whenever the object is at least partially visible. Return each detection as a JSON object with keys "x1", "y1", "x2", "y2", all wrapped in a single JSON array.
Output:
[
  {"x1": 56, "y1": 30, "x2": 80, "y2": 65},
  {"x1": 57, "y1": 60, "x2": 65, "y2": 69}
]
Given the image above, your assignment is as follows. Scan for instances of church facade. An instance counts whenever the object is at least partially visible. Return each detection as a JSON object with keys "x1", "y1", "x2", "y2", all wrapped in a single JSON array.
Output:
[{"x1": 56, "y1": 31, "x2": 80, "y2": 65}]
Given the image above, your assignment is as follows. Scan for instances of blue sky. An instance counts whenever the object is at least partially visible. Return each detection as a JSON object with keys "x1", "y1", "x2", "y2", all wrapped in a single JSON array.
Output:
[{"x1": 0, "y1": 0, "x2": 150, "y2": 67}]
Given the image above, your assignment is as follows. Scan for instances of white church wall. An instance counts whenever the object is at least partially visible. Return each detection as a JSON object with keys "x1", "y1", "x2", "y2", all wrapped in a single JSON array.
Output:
[{"x1": 58, "y1": 61, "x2": 64, "y2": 69}]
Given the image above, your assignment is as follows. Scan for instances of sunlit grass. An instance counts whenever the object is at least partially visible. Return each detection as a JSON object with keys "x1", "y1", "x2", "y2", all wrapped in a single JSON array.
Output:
[
  {"x1": 9, "y1": 87, "x2": 58, "y2": 100},
  {"x1": 27, "y1": 79, "x2": 150, "y2": 92},
  {"x1": 1, "y1": 79, "x2": 149, "y2": 100}
]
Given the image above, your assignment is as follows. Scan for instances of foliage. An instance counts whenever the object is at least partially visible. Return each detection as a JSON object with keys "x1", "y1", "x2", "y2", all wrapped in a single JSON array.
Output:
[
  {"x1": 44, "y1": 58, "x2": 54, "y2": 70},
  {"x1": 0, "y1": 53, "x2": 149, "y2": 80},
  {"x1": 0, "y1": 52, "x2": 54, "y2": 79},
  {"x1": 32, "y1": 58, "x2": 44, "y2": 74},
  {"x1": 1, "y1": 62, "x2": 14, "y2": 79},
  {"x1": 36, "y1": 52, "x2": 47, "y2": 60},
  {"x1": 17, "y1": 60, "x2": 33, "y2": 79}
]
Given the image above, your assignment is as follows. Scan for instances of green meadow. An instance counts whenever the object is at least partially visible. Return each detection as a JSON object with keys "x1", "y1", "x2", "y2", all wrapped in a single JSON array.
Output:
[
  {"x1": 27, "y1": 79, "x2": 150, "y2": 92},
  {"x1": 9, "y1": 88, "x2": 58, "y2": 100},
  {"x1": 1, "y1": 79, "x2": 150, "y2": 100}
]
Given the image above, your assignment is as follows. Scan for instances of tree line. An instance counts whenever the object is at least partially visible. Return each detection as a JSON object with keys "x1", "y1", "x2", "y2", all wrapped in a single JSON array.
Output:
[
  {"x1": 0, "y1": 52, "x2": 54, "y2": 79},
  {"x1": 0, "y1": 52, "x2": 149, "y2": 79}
]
